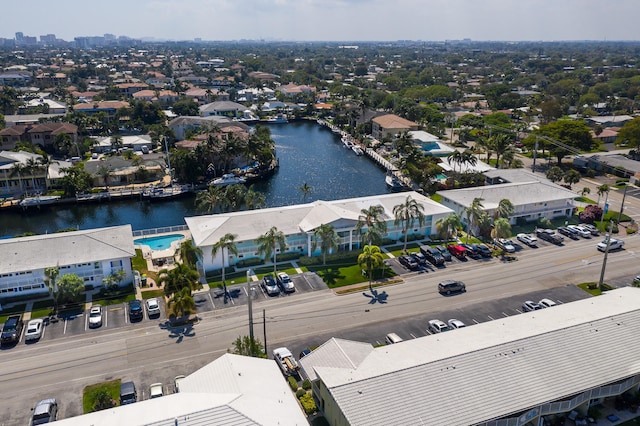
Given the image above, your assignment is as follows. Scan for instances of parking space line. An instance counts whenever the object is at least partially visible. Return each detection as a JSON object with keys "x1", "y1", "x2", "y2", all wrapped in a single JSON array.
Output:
[
  {"x1": 302, "y1": 274, "x2": 315, "y2": 290},
  {"x1": 105, "y1": 309, "x2": 108, "y2": 328},
  {"x1": 472, "y1": 319, "x2": 480, "y2": 324},
  {"x1": 41, "y1": 324, "x2": 46, "y2": 340},
  {"x1": 85, "y1": 311, "x2": 88, "y2": 331},
  {"x1": 124, "y1": 304, "x2": 129, "y2": 324},
  {"x1": 63, "y1": 319, "x2": 68, "y2": 334},
  {"x1": 515, "y1": 309, "x2": 523, "y2": 314},
  {"x1": 409, "y1": 333, "x2": 418, "y2": 339},
  {"x1": 502, "y1": 312, "x2": 509, "y2": 317},
  {"x1": 487, "y1": 315, "x2": 495, "y2": 321},
  {"x1": 208, "y1": 292, "x2": 215, "y2": 309}
]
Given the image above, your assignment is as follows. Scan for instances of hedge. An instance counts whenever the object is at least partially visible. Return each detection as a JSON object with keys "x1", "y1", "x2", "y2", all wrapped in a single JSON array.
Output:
[
  {"x1": 299, "y1": 393, "x2": 317, "y2": 415},
  {"x1": 296, "y1": 388, "x2": 306, "y2": 398},
  {"x1": 288, "y1": 376, "x2": 299, "y2": 392},
  {"x1": 302, "y1": 379, "x2": 312, "y2": 390}
]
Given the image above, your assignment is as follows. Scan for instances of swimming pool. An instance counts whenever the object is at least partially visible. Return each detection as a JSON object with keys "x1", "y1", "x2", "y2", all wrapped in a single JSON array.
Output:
[{"x1": 134, "y1": 234, "x2": 185, "y2": 250}]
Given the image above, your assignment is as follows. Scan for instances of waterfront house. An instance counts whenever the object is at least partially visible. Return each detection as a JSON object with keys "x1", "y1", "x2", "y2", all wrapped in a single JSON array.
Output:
[
  {"x1": 199, "y1": 101, "x2": 247, "y2": 118},
  {"x1": 185, "y1": 192, "x2": 453, "y2": 275},
  {"x1": 0, "y1": 225, "x2": 135, "y2": 301},
  {"x1": 0, "y1": 150, "x2": 71, "y2": 197},
  {"x1": 371, "y1": 114, "x2": 419, "y2": 140},
  {"x1": 0, "y1": 122, "x2": 77, "y2": 151}
]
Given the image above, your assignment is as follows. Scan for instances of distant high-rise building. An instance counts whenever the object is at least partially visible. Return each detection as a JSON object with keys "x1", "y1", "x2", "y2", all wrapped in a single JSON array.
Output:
[
  {"x1": 40, "y1": 34, "x2": 57, "y2": 45},
  {"x1": 15, "y1": 32, "x2": 24, "y2": 42}
]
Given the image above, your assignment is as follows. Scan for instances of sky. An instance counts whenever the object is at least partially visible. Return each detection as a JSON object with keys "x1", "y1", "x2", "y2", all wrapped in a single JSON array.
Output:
[{"x1": 4, "y1": 0, "x2": 640, "y2": 42}]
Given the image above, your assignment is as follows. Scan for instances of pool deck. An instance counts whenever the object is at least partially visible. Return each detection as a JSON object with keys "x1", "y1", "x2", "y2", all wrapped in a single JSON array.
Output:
[{"x1": 134, "y1": 230, "x2": 191, "y2": 272}]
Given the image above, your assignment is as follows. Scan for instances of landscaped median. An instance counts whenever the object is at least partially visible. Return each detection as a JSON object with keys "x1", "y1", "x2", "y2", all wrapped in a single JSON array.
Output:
[{"x1": 82, "y1": 379, "x2": 120, "y2": 413}]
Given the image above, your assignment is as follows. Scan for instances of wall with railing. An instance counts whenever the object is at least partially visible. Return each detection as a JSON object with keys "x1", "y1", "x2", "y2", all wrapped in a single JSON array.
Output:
[{"x1": 132, "y1": 225, "x2": 189, "y2": 237}]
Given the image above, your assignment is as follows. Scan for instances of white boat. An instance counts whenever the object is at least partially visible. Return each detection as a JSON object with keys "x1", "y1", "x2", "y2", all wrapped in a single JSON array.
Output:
[
  {"x1": 211, "y1": 173, "x2": 247, "y2": 187},
  {"x1": 352, "y1": 145, "x2": 364, "y2": 156},
  {"x1": 143, "y1": 185, "x2": 191, "y2": 200},
  {"x1": 19, "y1": 195, "x2": 60, "y2": 207},
  {"x1": 385, "y1": 173, "x2": 405, "y2": 191},
  {"x1": 267, "y1": 114, "x2": 288, "y2": 124},
  {"x1": 342, "y1": 137, "x2": 354, "y2": 148}
]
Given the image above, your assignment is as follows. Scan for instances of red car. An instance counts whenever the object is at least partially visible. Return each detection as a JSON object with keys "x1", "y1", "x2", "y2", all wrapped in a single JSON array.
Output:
[{"x1": 447, "y1": 244, "x2": 467, "y2": 259}]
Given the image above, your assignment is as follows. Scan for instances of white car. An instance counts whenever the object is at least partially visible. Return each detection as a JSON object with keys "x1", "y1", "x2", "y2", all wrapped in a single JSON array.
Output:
[
  {"x1": 149, "y1": 383, "x2": 164, "y2": 399},
  {"x1": 495, "y1": 238, "x2": 516, "y2": 253},
  {"x1": 522, "y1": 300, "x2": 543, "y2": 312},
  {"x1": 447, "y1": 319, "x2": 466, "y2": 329},
  {"x1": 428, "y1": 319, "x2": 450, "y2": 334},
  {"x1": 568, "y1": 225, "x2": 591, "y2": 238},
  {"x1": 276, "y1": 272, "x2": 295, "y2": 293},
  {"x1": 579, "y1": 223, "x2": 600, "y2": 236},
  {"x1": 146, "y1": 298, "x2": 161, "y2": 317},
  {"x1": 25, "y1": 318, "x2": 44, "y2": 341},
  {"x1": 88, "y1": 305, "x2": 103, "y2": 328},
  {"x1": 516, "y1": 233, "x2": 537, "y2": 247},
  {"x1": 597, "y1": 238, "x2": 624, "y2": 252},
  {"x1": 539, "y1": 298, "x2": 558, "y2": 308},
  {"x1": 174, "y1": 375, "x2": 186, "y2": 393}
]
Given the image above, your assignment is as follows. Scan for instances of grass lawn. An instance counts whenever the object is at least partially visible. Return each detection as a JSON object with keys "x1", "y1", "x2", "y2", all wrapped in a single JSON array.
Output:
[
  {"x1": 574, "y1": 196, "x2": 597, "y2": 204},
  {"x1": 0, "y1": 304, "x2": 26, "y2": 323},
  {"x1": 306, "y1": 262, "x2": 395, "y2": 288},
  {"x1": 132, "y1": 249, "x2": 158, "y2": 282},
  {"x1": 83, "y1": 379, "x2": 121, "y2": 413},
  {"x1": 141, "y1": 289, "x2": 165, "y2": 300},
  {"x1": 31, "y1": 307, "x2": 55, "y2": 319},
  {"x1": 577, "y1": 282, "x2": 614, "y2": 296},
  {"x1": 92, "y1": 293, "x2": 136, "y2": 306}
]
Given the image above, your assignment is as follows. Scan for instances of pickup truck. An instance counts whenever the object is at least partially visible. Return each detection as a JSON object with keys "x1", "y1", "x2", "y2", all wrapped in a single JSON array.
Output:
[
  {"x1": 273, "y1": 347, "x2": 300, "y2": 376},
  {"x1": 1, "y1": 315, "x2": 24, "y2": 346},
  {"x1": 447, "y1": 244, "x2": 467, "y2": 259}
]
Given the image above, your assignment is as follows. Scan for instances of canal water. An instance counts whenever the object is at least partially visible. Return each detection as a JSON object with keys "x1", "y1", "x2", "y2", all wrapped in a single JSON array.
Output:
[{"x1": 0, "y1": 121, "x2": 389, "y2": 238}]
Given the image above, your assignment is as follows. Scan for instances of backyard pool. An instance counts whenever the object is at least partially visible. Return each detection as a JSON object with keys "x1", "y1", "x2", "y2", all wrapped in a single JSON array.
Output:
[{"x1": 134, "y1": 234, "x2": 185, "y2": 250}]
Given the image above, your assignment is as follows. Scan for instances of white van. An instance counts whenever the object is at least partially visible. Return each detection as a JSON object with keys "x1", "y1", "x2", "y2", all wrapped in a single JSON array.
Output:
[{"x1": 385, "y1": 333, "x2": 404, "y2": 344}]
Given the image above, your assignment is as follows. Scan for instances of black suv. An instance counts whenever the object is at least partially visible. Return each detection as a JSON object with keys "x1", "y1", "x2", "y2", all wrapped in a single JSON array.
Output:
[
  {"x1": 1, "y1": 315, "x2": 24, "y2": 346},
  {"x1": 128, "y1": 300, "x2": 144, "y2": 321},
  {"x1": 420, "y1": 245, "x2": 445, "y2": 266},
  {"x1": 438, "y1": 280, "x2": 466, "y2": 295},
  {"x1": 398, "y1": 254, "x2": 419, "y2": 270}
]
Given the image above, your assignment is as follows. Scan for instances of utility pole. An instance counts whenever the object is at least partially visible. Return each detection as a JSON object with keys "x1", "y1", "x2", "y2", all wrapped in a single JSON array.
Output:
[
  {"x1": 600, "y1": 191, "x2": 610, "y2": 229},
  {"x1": 263, "y1": 309, "x2": 267, "y2": 355},
  {"x1": 617, "y1": 184, "x2": 628, "y2": 224},
  {"x1": 247, "y1": 270, "x2": 254, "y2": 355},
  {"x1": 598, "y1": 220, "x2": 614, "y2": 292}
]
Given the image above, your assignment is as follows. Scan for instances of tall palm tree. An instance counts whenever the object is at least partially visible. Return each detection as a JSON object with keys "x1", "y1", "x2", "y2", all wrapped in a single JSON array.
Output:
[
  {"x1": 447, "y1": 150, "x2": 464, "y2": 174},
  {"x1": 9, "y1": 162, "x2": 25, "y2": 195},
  {"x1": 169, "y1": 286, "x2": 196, "y2": 318},
  {"x1": 96, "y1": 164, "x2": 112, "y2": 190},
  {"x1": 159, "y1": 263, "x2": 200, "y2": 298},
  {"x1": 392, "y1": 195, "x2": 426, "y2": 251},
  {"x1": 358, "y1": 245, "x2": 385, "y2": 292},
  {"x1": 298, "y1": 182, "x2": 313, "y2": 202},
  {"x1": 464, "y1": 197, "x2": 485, "y2": 243},
  {"x1": 195, "y1": 185, "x2": 225, "y2": 214},
  {"x1": 244, "y1": 185, "x2": 266, "y2": 210},
  {"x1": 25, "y1": 157, "x2": 42, "y2": 192},
  {"x1": 355, "y1": 205, "x2": 387, "y2": 247},
  {"x1": 311, "y1": 224, "x2": 339, "y2": 265},
  {"x1": 596, "y1": 184, "x2": 610, "y2": 206},
  {"x1": 44, "y1": 266, "x2": 60, "y2": 315},
  {"x1": 211, "y1": 233, "x2": 238, "y2": 285},
  {"x1": 563, "y1": 169, "x2": 582, "y2": 189},
  {"x1": 492, "y1": 133, "x2": 512, "y2": 168},
  {"x1": 255, "y1": 226, "x2": 286, "y2": 275},
  {"x1": 494, "y1": 199, "x2": 515, "y2": 221},
  {"x1": 178, "y1": 240, "x2": 202, "y2": 269},
  {"x1": 459, "y1": 150, "x2": 478, "y2": 171},
  {"x1": 435, "y1": 214, "x2": 462, "y2": 244}
]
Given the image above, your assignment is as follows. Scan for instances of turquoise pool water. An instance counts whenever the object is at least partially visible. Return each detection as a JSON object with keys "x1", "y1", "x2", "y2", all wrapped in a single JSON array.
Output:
[{"x1": 134, "y1": 234, "x2": 185, "y2": 250}]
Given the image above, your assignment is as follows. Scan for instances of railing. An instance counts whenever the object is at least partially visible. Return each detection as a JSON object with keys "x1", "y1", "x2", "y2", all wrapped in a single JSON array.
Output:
[{"x1": 132, "y1": 225, "x2": 189, "y2": 237}]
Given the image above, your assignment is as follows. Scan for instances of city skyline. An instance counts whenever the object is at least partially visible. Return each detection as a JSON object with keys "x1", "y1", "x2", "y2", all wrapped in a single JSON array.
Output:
[{"x1": 4, "y1": 0, "x2": 640, "y2": 43}]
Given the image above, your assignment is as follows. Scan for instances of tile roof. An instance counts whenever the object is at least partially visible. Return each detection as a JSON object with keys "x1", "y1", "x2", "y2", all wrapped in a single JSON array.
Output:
[{"x1": 372, "y1": 113, "x2": 418, "y2": 129}]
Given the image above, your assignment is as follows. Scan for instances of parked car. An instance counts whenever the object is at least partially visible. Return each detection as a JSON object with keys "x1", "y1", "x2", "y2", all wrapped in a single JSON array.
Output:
[
  {"x1": 438, "y1": 280, "x2": 466, "y2": 295},
  {"x1": 475, "y1": 244, "x2": 492, "y2": 258},
  {"x1": 435, "y1": 245, "x2": 452, "y2": 261},
  {"x1": 31, "y1": 398, "x2": 58, "y2": 424},
  {"x1": 398, "y1": 254, "x2": 419, "y2": 270},
  {"x1": 25, "y1": 318, "x2": 44, "y2": 341},
  {"x1": 522, "y1": 300, "x2": 543, "y2": 312},
  {"x1": 516, "y1": 233, "x2": 537, "y2": 247},
  {"x1": 428, "y1": 319, "x2": 450, "y2": 333},
  {"x1": 120, "y1": 381, "x2": 137, "y2": 405},
  {"x1": 461, "y1": 244, "x2": 480, "y2": 259},
  {"x1": 539, "y1": 298, "x2": 558, "y2": 308},
  {"x1": 299, "y1": 349, "x2": 312, "y2": 359},
  {"x1": 276, "y1": 272, "x2": 295, "y2": 292},
  {"x1": 146, "y1": 298, "x2": 161, "y2": 317},
  {"x1": 448, "y1": 319, "x2": 466, "y2": 329},
  {"x1": 494, "y1": 238, "x2": 515, "y2": 253},
  {"x1": 410, "y1": 251, "x2": 427, "y2": 265},
  {"x1": 557, "y1": 226, "x2": 579, "y2": 240},
  {"x1": 536, "y1": 228, "x2": 564, "y2": 245},
  {"x1": 262, "y1": 275, "x2": 280, "y2": 296},
  {"x1": 420, "y1": 245, "x2": 445, "y2": 266},
  {"x1": 149, "y1": 383, "x2": 164, "y2": 399},
  {"x1": 447, "y1": 244, "x2": 467, "y2": 259},
  {"x1": 1, "y1": 314, "x2": 24, "y2": 346},
  {"x1": 568, "y1": 224, "x2": 591, "y2": 238},
  {"x1": 88, "y1": 305, "x2": 103, "y2": 328},
  {"x1": 174, "y1": 375, "x2": 186, "y2": 393},
  {"x1": 579, "y1": 223, "x2": 600, "y2": 236},
  {"x1": 597, "y1": 238, "x2": 624, "y2": 252},
  {"x1": 385, "y1": 333, "x2": 404, "y2": 344},
  {"x1": 128, "y1": 300, "x2": 144, "y2": 321}
]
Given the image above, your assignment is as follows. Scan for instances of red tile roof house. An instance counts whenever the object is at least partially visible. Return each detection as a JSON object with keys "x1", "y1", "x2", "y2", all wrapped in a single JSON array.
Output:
[
  {"x1": 371, "y1": 114, "x2": 419, "y2": 140},
  {"x1": 1, "y1": 123, "x2": 78, "y2": 150}
]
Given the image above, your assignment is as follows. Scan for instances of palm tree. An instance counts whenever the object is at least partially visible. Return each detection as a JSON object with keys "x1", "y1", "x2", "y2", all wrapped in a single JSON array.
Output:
[
  {"x1": 491, "y1": 218, "x2": 513, "y2": 256},
  {"x1": 44, "y1": 266, "x2": 60, "y2": 315},
  {"x1": 393, "y1": 195, "x2": 426, "y2": 251},
  {"x1": 435, "y1": 214, "x2": 462, "y2": 244},
  {"x1": 494, "y1": 199, "x2": 515, "y2": 221},
  {"x1": 546, "y1": 166, "x2": 564, "y2": 184},
  {"x1": 159, "y1": 263, "x2": 200, "y2": 298},
  {"x1": 447, "y1": 150, "x2": 464, "y2": 174},
  {"x1": 459, "y1": 150, "x2": 478, "y2": 171},
  {"x1": 195, "y1": 185, "x2": 225, "y2": 214},
  {"x1": 311, "y1": 224, "x2": 339, "y2": 265},
  {"x1": 464, "y1": 197, "x2": 485, "y2": 243},
  {"x1": 355, "y1": 205, "x2": 387, "y2": 247},
  {"x1": 596, "y1": 184, "x2": 610, "y2": 206},
  {"x1": 358, "y1": 245, "x2": 385, "y2": 292},
  {"x1": 211, "y1": 233, "x2": 238, "y2": 285},
  {"x1": 580, "y1": 187, "x2": 591, "y2": 198},
  {"x1": 96, "y1": 164, "x2": 112, "y2": 190},
  {"x1": 492, "y1": 133, "x2": 512, "y2": 168},
  {"x1": 255, "y1": 226, "x2": 286, "y2": 275},
  {"x1": 9, "y1": 162, "x2": 25, "y2": 195},
  {"x1": 563, "y1": 169, "x2": 582, "y2": 189},
  {"x1": 178, "y1": 240, "x2": 202, "y2": 269},
  {"x1": 244, "y1": 186, "x2": 266, "y2": 210},
  {"x1": 25, "y1": 157, "x2": 42, "y2": 191},
  {"x1": 298, "y1": 182, "x2": 313, "y2": 202},
  {"x1": 169, "y1": 286, "x2": 196, "y2": 318}
]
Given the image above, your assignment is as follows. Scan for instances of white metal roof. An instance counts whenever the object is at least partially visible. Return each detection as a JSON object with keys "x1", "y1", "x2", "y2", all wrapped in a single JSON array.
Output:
[
  {"x1": 51, "y1": 353, "x2": 308, "y2": 426},
  {"x1": 186, "y1": 192, "x2": 454, "y2": 247},
  {"x1": 306, "y1": 287, "x2": 640, "y2": 426},
  {"x1": 0, "y1": 225, "x2": 135, "y2": 274}
]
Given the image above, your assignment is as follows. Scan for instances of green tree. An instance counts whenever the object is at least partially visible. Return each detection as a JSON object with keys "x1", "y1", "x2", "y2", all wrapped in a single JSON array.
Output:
[
  {"x1": 546, "y1": 166, "x2": 564, "y2": 183},
  {"x1": 178, "y1": 240, "x2": 203, "y2": 269},
  {"x1": 255, "y1": 226, "x2": 287, "y2": 275},
  {"x1": 435, "y1": 214, "x2": 462, "y2": 244},
  {"x1": 168, "y1": 286, "x2": 196, "y2": 318},
  {"x1": 393, "y1": 195, "x2": 426, "y2": 251},
  {"x1": 172, "y1": 98, "x2": 200, "y2": 116},
  {"x1": 563, "y1": 169, "x2": 582, "y2": 189},
  {"x1": 491, "y1": 218, "x2": 513, "y2": 255},
  {"x1": 536, "y1": 120, "x2": 594, "y2": 165},
  {"x1": 464, "y1": 198, "x2": 486, "y2": 243},
  {"x1": 212, "y1": 233, "x2": 238, "y2": 284},
  {"x1": 617, "y1": 116, "x2": 640, "y2": 148},
  {"x1": 57, "y1": 274, "x2": 85, "y2": 305},
  {"x1": 96, "y1": 164, "x2": 112, "y2": 190},
  {"x1": 101, "y1": 270, "x2": 125, "y2": 291},
  {"x1": 44, "y1": 266, "x2": 60, "y2": 315},
  {"x1": 230, "y1": 335, "x2": 267, "y2": 358},
  {"x1": 298, "y1": 182, "x2": 313, "y2": 202},
  {"x1": 92, "y1": 389, "x2": 116, "y2": 412},
  {"x1": 596, "y1": 184, "x2": 610, "y2": 206},
  {"x1": 244, "y1": 186, "x2": 266, "y2": 210},
  {"x1": 358, "y1": 245, "x2": 385, "y2": 292},
  {"x1": 494, "y1": 199, "x2": 515, "y2": 221},
  {"x1": 311, "y1": 224, "x2": 339, "y2": 265},
  {"x1": 195, "y1": 185, "x2": 225, "y2": 214},
  {"x1": 580, "y1": 187, "x2": 591, "y2": 197},
  {"x1": 356, "y1": 205, "x2": 387, "y2": 246},
  {"x1": 159, "y1": 263, "x2": 200, "y2": 298}
]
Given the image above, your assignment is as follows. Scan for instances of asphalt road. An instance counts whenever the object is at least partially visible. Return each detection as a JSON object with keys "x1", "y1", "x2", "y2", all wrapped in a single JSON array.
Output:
[{"x1": 1, "y1": 232, "x2": 640, "y2": 425}]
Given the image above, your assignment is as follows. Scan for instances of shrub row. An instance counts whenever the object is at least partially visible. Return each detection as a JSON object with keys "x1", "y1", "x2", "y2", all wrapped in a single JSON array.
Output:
[{"x1": 287, "y1": 376, "x2": 298, "y2": 392}]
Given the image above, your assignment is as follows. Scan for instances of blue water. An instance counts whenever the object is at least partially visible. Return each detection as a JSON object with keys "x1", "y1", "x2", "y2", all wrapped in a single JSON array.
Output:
[
  {"x1": 0, "y1": 121, "x2": 388, "y2": 237},
  {"x1": 134, "y1": 234, "x2": 185, "y2": 250}
]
